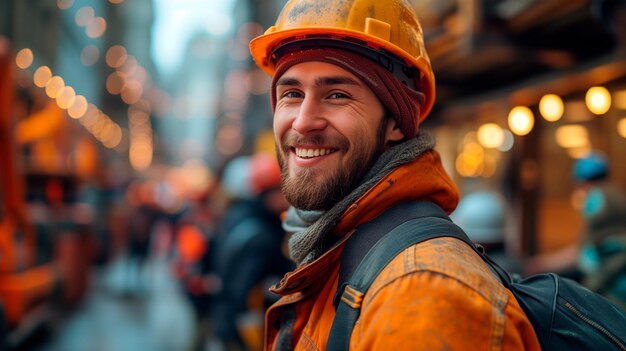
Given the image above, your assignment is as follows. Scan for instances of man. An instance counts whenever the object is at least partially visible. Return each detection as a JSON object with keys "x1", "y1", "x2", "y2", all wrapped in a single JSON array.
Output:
[{"x1": 249, "y1": 0, "x2": 540, "y2": 349}]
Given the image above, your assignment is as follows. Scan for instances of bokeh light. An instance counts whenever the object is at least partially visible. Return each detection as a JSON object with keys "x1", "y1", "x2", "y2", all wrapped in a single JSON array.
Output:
[
  {"x1": 121, "y1": 80, "x2": 143, "y2": 104},
  {"x1": 477, "y1": 123, "x2": 504, "y2": 149},
  {"x1": 103, "y1": 125, "x2": 123, "y2": 149},
  {"x1": 80, "y1": 45, "x2": 100, "y2": 66},
  {"x1": 130, "y1": 140, "x2": 153, "y2": 171},
  {"x1": 106, "y1": 72, "x2": 126, "y2": 95},
  {"x1": 68, "y1": 95, "x2": 88, "y2": 118},
  {"x1": 539, "y1": 94, "x2": 564, "y2": 122},
  {"x1": 86, "y1": 17, "x2": 107, "y2": 38},
  {"x1": 555, "y1": 124, "x2": 589, "y2": 149},
  {"x1": 15, "y1": 48, "x2": 34, "y2": 69},
  {"x1": 56, "y1": 86, "x2": 76, "y2": 109},
  {"x1": 45, "y1": 76, "x2": 65, "y2": 99},
  {"x1": 33, "y1": 66, "x2": 52, "y2": 88},
  {"x1": 106, "y1": 45, "x2": 128, "y2": 68},
  {"x1": 455, "y1": 141, "x2": 485, "y2": 178},
  {"x1": 585, "y1": 86, "x2": 611, "y2": 115},
  {"x1": 245, "y1": 68, "x2": 271, "y2": 95},
  {"x1": 75, "y1": 6, "x2": 95, "y2": 26},
  {"x1": 56, "y1": 0, "x2": 74, "y2": 10},
  {"x1": 498, "y1": 129, "x2": 515, "y2": 152},
  {"x1": 508, "y1": 106, "x2": 535, "y2": 136},
  {"x1": 215, "y1": 124, "x2": 243, "y2": 156}
]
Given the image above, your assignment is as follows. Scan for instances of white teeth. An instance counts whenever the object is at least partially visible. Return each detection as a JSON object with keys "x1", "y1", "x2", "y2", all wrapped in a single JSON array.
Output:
[{"x1": 295, "y1": 148, "x2": 335, "y2": 158}]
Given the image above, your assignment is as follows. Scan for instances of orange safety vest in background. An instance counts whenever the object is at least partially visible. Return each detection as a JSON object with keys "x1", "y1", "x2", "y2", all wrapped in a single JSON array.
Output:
[{"x1": 264, "y1": 150, "x2": 541, "y2": 350}]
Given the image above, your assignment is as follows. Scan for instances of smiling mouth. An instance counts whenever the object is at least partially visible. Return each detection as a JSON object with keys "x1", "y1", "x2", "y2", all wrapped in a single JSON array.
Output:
[{"x1": 294, "y1": 147, "x2": 338, "y2": 159}]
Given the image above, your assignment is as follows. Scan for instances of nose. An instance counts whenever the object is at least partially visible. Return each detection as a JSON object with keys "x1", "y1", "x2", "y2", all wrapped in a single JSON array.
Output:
[{"x1": 291, "y1": 96, "x2": 327, "y2": 134}]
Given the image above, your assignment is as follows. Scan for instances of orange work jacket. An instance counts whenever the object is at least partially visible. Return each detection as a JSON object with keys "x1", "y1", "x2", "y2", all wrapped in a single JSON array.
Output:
[{"x1": 264, "y1": 150, "x2": 541, "y2": 350}]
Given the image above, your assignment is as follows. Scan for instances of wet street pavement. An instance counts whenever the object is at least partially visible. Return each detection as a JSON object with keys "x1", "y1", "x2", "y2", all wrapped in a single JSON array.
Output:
[{"x1": 36, "y1": 255, "x2": 198, "y2": 351}]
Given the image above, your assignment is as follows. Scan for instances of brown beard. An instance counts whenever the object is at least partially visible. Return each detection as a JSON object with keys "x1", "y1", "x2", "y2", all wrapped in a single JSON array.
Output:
[{"x1": 276, "y1": 116, "x2": 389, "y2": 211}]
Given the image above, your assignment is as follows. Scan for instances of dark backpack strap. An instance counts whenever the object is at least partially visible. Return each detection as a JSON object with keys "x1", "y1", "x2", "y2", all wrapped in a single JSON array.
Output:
[
  {"x1": 327, "y1": 201, "x2": 475, "y2": 351},
  {"x1": 336, "y1": 201, "x2": 452, "y2": 294}
]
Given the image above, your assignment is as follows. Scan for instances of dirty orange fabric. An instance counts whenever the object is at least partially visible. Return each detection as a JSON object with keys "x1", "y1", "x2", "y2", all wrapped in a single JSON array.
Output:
[{"x1": 264, "y1": 150, "x2": 540, "y2": 350}]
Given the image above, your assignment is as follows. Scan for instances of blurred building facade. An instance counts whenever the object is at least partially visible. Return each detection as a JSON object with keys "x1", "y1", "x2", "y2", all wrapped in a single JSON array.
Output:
[{"x1": 415, "y1": 0, "x2": 626, "y2": 256}]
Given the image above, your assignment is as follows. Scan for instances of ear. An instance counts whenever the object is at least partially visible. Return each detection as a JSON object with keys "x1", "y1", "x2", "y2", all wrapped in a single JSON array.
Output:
[{"x1": 384, "y1": 118, "x2": 405, "y2": 144}]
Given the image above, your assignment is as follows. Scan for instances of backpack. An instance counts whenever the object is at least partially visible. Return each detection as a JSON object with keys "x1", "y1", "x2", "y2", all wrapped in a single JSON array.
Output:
[{"x1": 327, "y1": 201, "x2": 626, "y2": 351}]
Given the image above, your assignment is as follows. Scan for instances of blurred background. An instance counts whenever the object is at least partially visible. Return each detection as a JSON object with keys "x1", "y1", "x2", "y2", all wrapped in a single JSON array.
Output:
[{"x1": 0, "y1": 0, "x2": 625, "y2": 350}]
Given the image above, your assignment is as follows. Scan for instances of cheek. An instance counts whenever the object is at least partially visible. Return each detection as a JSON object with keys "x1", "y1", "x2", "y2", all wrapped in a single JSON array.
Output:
[
  {"x1": 341, "y1": 119, "x2": 378, "y2": 148},
  {"x1": 338, "y1": 103, "x2": 383, "y2": 136},
  {"x1": 273, "y1": 111, "x2": 291, "y2": 142}
]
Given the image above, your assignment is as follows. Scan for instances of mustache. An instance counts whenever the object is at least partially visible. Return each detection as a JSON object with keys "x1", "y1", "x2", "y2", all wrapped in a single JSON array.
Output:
[{"x1": 280, "y1": 132, "x2": 349, "y2": 151}]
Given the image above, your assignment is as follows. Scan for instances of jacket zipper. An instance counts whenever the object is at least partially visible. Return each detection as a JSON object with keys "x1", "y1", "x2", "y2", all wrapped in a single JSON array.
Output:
[{"x1": 563, "y1": 302, "x2": 626, "y2": 351}]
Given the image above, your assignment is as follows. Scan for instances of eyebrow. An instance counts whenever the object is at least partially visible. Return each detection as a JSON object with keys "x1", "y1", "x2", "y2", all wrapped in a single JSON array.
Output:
[{"x1": 275, "y1": 76, "x2": 362, "y2": 88}]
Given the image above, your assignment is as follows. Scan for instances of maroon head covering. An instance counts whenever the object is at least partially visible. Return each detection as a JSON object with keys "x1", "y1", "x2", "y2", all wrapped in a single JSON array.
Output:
[{"x1": 270, "y1": 48, "x2": 426, "y2": 138}]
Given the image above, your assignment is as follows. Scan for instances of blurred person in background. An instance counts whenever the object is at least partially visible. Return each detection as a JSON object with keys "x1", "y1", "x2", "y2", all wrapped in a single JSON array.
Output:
[
  {"x1": 169, "y1": 183, "x2": 223, "y2": 349},
  {"x1": 126, "y1": 199, "x2": 158, "y2": 295},
  {"x1": 101, "y1": 197, "x2": 139, "y2": 296},
  {"x1": 573, "y1": 152, "x2": 626, "y2": 308},
  {"x1": 450, "y1": 190, "x2": 523, "y2": 275},
  {"x1": 525, "y1": 152, "x2": 626, "y2": 308},
  {"x1": 102, "y1": 181, "x2": 179, "y2": 297},
  {"x1": 210, "y1": 153, "x2": 293, "y2": 351},
  {"x1": 247, "y1": 0, "x2": 540, "y2": 349}
]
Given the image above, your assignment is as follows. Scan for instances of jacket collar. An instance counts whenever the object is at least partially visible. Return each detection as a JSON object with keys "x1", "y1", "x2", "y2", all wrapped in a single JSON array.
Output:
[{"x1": 272, "y1": 150, "x2": 459, "y2": 295}]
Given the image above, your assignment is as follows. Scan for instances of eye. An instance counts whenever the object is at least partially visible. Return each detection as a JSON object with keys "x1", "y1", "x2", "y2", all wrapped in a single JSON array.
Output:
[
  {"x1": 328, "y1": 92, "x2": 350, "y2": 99},
  {"x1": 280, "y1": 90, "x2": 302, "y2": 99}
]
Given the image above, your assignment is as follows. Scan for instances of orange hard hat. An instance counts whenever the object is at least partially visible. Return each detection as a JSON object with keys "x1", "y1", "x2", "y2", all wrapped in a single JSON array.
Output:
[{"x1": 249, "y1": 0, "x2": 436, "y2": 122}]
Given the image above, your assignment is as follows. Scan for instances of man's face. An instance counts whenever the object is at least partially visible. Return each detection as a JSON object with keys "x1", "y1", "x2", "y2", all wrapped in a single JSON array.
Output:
[{"x1": 273, "y1": 61, "x2": 403, "y2": 210}]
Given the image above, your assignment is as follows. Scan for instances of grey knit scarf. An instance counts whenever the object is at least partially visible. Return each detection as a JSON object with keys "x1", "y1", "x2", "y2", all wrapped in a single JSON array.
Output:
[{"x1": 283, "y1": 132, "x2": 436, "y2": 265}]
